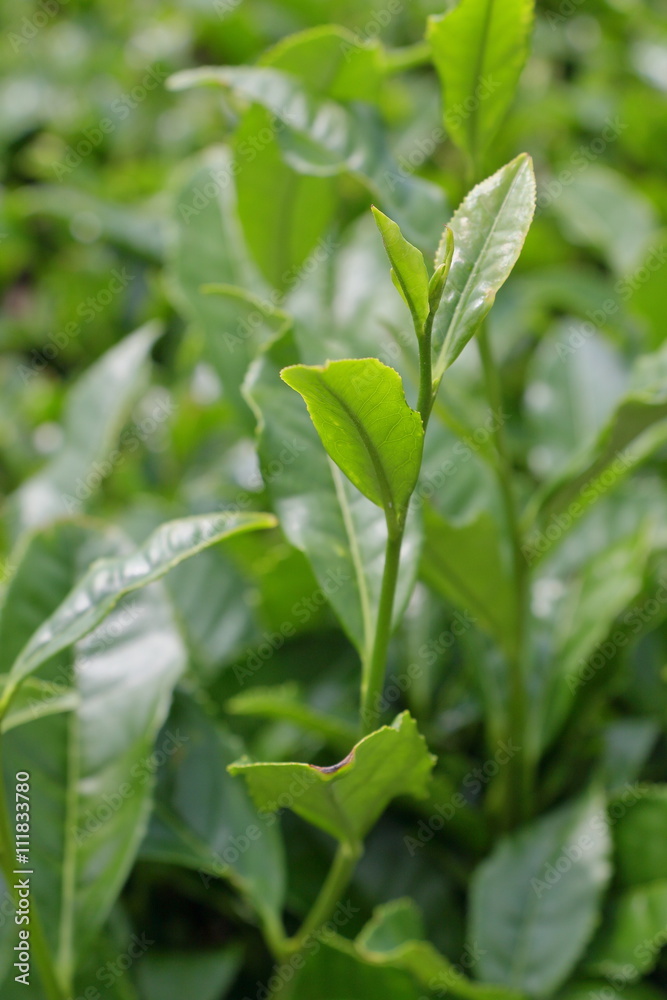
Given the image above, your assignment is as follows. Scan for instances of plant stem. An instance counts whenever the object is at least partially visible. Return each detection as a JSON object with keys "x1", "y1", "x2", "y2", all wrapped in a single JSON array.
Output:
[
  {"x1": 476, "y1": 325, "x2": 531, "y2": 827},
  {"x1": 360, "y1": 530, "x2": 404, "y2": 734},
  {"x1": 281, "y1": 841, "x2": 362, "y2": 956},
  {"x1": 384, "y1": 41, "x2": 432, "y2": 75},
  {"x1": 417, "y1": 311, "x2": 436, "y2": 430},
  {"x1": 0, "y1": 738, "x2": 67, "y2": 1000}
]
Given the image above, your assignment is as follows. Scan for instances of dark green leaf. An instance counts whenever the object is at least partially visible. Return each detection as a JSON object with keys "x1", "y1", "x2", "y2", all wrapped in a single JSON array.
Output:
[
  {"x1": 6, "y1": 512, "x2": 275, "y2": 689},
  {"x1": 469, "y1": 791, "x2": 612, "y2": 996},
  {"x1": 7, "y1": 323, "x2": 161, "y2": 539},
  {"x1": 140, "y1": 692, "x2": 286, "y2": 937}
]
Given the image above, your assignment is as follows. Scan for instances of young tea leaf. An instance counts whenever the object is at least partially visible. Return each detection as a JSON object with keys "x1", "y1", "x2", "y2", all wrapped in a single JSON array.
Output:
[
  {"x1": 428, "y1": 0, "x2": 534, "y2": 167},
  {"x1": 371, "y1": 207, "x2": 430, "y2": 335},
  {"x1": 432, "y1": 154, "x2": 536, "y2": 381},
  {"x1": 280, "y1": 359, "x2": 424, "y2": 532}
]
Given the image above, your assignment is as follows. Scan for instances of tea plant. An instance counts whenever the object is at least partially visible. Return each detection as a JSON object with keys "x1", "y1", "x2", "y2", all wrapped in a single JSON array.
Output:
[{"x1": 1, "y1": 0, "x2": 667, "y2": 998}]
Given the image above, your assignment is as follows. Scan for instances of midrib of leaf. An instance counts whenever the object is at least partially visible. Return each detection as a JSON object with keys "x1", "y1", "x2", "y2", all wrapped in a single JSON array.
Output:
[
  {"x1": 319, "y1": 380, "x2": 398, "y2": 517},
  {"x1": 435, "y1": 161, "x2": 526, "y2": 381},
  {"x1": 58, "y1": 709, "x2": 80, "y2": 985},
  {"x1": 330, "y1": 462, "x2": 374, "y2": 659},
  {"x1": 467, "y1": 0, "x2": 495, "y2": 164}
]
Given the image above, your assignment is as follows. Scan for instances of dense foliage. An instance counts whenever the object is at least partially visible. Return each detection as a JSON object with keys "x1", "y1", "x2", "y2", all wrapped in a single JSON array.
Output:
[{"x1": 1, "y1": 0, "x2": 667, "y2": 998}]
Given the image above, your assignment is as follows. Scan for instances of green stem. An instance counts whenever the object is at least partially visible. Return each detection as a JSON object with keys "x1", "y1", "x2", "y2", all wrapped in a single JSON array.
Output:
[
  {"x1": 282, "y1": 841, "x2": 362, "y2": 956},
  {"x1": 477, "y1": 325, "x2": 531, "y2": 827},
  {"x1": 0, "y1": 738, "x2": 68, "y2": 1000},
  {"x1": 384, "y1": 41, "x2": 432, "y2": 75},
  {"x1": 360, "y1": 529, "x2": 404, "y2": 734},
  {"x1": 417, "y1": 311, "x2": 436, "y2": 430}
]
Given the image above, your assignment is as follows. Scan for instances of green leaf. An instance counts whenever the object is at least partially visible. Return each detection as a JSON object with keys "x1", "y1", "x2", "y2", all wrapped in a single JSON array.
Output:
[
  {"x1": 281, "y1": 359, "x2": 424, "y2": 531},
  {"x1": 549, "y1": 165, "x2": 657, "y2": 274},
  {"x1": 226, "y1": 683, "x2": 357, "y2": 755},
  {"x1": 529, "y1": 529, "x2": 650, "y2": 754},
  {"x1": 168, "y1": 65, "x2": 447, "y2": 249},
  {"x1": 372, "y1": 207, "x2": 431, "y2": 334},
  {"x1": 428, "y1": 0, "x2": 534, "y2": 166},
  {"x1": 167, "y1": 150, "x2": 270, "y2": 419},
  {"x1": 229, "y1": 711, "x2": 435, "y2": 844},
  {"x1": 523, "y1": 325, "x2": 628, "y2": 480},
  {"x1": 276, "y1": 902, "x2": 523, "y2": 1000},
  {"x1": 526, "y1": 342, "x2": 667, "y2": 548},
  {"x1": 0, "y1": 676, "x2": 78, "y2": 733},
  {"x1": 432, "y1": 155, "x2": 536, "y2": 380},
  {"x1": 274, "y1": 934, "x2": 428, "y2": 1000},
  {"x1": 469, "y1": 791, "x2": 612, "y2": 997},
  {"x1": 260, "y1": 25, "x2": 386, "y2": 103},
  {"x1": 229, "y1": 25, "x2": 383, "y2": 288},
  {"x1": 430, "y1": 226, "x2": 455, "y2": 313},
  {"x1": 139, "y1": 692, "x2": 285, "y2": 936},
  {"x1": 584, "y1": 880, "x2": 667, "y2": 980},
  {"x1": 613, "y1": 786, "x2": 667, "y2": 889},
  {"x1": 0, "y1": 522, "x2": 188, "y2": 984},
  {"x1": 136, "y1": 947, "x2": 243, "y2": 1000},
  {"x1": 357, "y1": 899, "x2": 524, "y2": 1000},
  {"x1": 421, "y1": 506, "x2": 517, "y2": 658},
  {"x1": 6, "y1": 511, "x2": 276, "y2": 690},
  {"x1": 244, "y1": 350, "x2": 422, "y2": 660},
  {"x1": 234, "y1": 105, "x2": 337, "y2": 290},
  {"x1": 557, "y1": 983, "x2": 664, "y2": 1000},
  {"x1": 6, "y1": 323, "x2": 161, "y2": 539}
]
